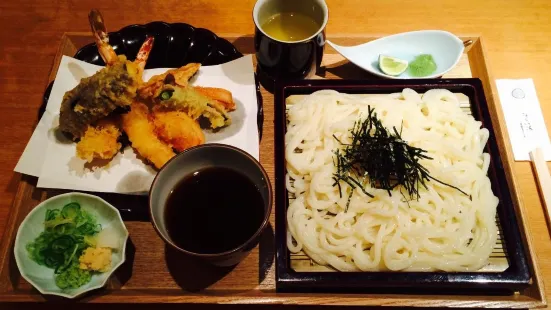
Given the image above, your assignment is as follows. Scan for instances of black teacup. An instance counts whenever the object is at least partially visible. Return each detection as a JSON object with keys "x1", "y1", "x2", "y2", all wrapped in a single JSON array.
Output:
[{"x1": 253, "y1": 0, "x2": 328, "y2": 86}]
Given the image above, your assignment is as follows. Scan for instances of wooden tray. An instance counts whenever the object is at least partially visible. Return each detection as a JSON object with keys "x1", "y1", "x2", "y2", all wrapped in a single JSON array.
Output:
[{"x1": 0, "y1": 33, "x2": 546, "y2": 307}]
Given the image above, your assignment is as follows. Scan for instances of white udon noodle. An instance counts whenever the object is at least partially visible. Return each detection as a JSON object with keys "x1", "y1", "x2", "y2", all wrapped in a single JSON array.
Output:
[{"x1": 285, "y1": 89, "x2": 498, "y2": 272}]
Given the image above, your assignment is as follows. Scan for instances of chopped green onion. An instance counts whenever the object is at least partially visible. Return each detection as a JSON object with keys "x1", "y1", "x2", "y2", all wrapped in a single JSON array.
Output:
[
  {"x1": 50, "y1": 235, "x2": 75, "y2": 252},
  {"x1": 55, "y1": 262, "x2": 91, "y2": 289},
  {"x1": 61, "y1": 202, "x2": 81, "y2": 219},
  {"x1": 26, "y1": 202, "x2": 101, "y2": 289}
]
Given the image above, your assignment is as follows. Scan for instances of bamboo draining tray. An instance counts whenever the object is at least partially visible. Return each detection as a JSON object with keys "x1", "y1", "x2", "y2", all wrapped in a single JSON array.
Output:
[
  {"x1": 0, "y1": 33, "x2": 545, "y2": 307},
  {"x1": 286, "y1": 92, "x2": 509, "y2": 274}
]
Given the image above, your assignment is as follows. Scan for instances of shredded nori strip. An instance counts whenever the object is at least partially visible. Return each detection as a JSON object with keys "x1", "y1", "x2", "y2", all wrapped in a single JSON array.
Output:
[{"x1": 332, "y1": 106, "x2": 467, "y2": 211}]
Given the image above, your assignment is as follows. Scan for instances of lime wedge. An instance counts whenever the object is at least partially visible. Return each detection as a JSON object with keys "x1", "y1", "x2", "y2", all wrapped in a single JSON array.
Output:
[{"x1": 379, "y1": 55, "x2": 408, "y2": 76}]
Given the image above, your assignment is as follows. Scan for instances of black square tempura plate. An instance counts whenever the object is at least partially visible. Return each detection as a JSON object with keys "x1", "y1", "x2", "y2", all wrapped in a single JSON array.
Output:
[{"x1": 274, "y1": 78, "x2": 531, "y2": 294}]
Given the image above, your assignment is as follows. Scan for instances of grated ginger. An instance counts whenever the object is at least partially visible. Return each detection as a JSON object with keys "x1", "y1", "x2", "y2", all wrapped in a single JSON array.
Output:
[{"x1": 79, "y1": 247, "x2": 112, "y2": 272}]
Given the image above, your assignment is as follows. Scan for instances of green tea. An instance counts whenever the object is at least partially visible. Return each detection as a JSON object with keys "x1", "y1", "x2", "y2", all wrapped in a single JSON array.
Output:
[{"x1": 261, "y1": 12, "x2": 320, "y2": 42}]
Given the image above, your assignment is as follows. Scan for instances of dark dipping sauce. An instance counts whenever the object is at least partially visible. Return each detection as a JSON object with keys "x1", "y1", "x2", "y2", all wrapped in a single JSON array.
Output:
[{"x1": 164, "y1": 167, "x2": 265, "y2": 254}]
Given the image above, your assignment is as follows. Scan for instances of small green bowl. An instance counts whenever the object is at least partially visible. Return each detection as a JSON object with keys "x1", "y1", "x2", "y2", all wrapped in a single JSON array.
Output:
[{"x1": 14, "y1": 192, "x2": 129, "y2": 299}]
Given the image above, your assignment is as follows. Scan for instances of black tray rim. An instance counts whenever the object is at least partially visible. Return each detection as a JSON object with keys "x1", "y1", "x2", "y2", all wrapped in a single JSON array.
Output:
[{"x1": 274, "y1": 78, "x2": 531, "y2": 293}]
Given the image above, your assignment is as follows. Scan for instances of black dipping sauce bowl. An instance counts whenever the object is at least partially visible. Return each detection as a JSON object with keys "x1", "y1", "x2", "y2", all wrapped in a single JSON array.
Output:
[{"x1": 149, "y1": 144, "x2": 272, "y2": 267}]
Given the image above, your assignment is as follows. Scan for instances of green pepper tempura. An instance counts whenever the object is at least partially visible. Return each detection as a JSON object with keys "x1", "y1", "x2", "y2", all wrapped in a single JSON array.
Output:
[{"x1": 26, "y1": 202, "x2": 101, "y2": 289}]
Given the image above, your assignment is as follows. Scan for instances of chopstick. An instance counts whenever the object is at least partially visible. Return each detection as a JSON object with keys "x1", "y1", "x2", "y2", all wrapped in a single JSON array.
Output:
[{"x1": 529, "y1": 148, "x2": 551, "y2": 226}]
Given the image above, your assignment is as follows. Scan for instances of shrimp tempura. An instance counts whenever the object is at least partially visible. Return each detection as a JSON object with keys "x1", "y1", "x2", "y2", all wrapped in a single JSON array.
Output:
[
  {"x1": 122, "y1": 102, "x2": 175, "y2": 169},
  {"x1": 152, "y1": 107, "x2": 205, "y2": 152}
]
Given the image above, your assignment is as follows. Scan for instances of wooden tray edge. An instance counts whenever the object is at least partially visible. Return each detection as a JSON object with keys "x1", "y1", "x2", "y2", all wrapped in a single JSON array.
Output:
[
  {"x1": 0, "y1": 292, "x2": 544, "y2": 307},
  {"x1": 0, "y1": 33, "x2": 545, "y2": 308},
  {"x1": 467, "y1": 36, "x2": 547, "y2": 307}
]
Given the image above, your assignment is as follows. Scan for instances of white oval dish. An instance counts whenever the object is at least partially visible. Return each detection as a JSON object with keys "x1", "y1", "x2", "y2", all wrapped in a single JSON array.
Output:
[
  {"x1": 327, "y1": 30, "x2": 464, "y2": 79},
  {"x1": 14, "y1": 192, "x2": 129, "y2": 299}
]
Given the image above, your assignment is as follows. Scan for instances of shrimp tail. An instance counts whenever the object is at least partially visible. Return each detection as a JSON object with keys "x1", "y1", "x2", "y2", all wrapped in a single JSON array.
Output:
[
  {"x1": 135, "y1": 36, "x2": 154, "y2": 74},
  {"x1": 89, "y1": 9, "x2": 118, "y2": 65}
]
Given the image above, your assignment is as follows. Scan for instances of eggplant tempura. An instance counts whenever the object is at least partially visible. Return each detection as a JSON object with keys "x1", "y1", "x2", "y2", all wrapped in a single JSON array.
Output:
[{"x1": 59, "y1": 10, "x2": 153, "y2": 139}]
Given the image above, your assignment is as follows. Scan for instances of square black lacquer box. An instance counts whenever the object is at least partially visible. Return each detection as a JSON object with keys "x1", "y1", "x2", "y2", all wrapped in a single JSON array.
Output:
[{"x1": 274, "y1": 79, "x2": 531, "y2": 294}]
